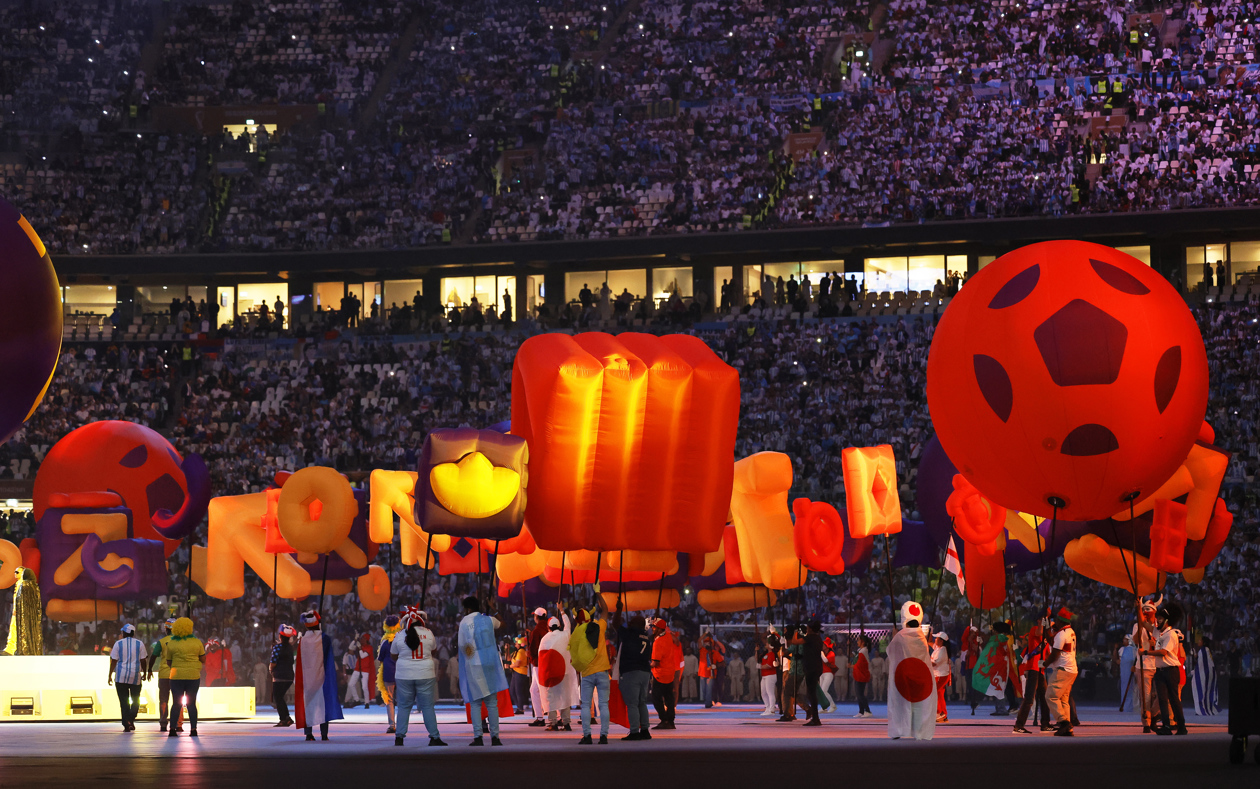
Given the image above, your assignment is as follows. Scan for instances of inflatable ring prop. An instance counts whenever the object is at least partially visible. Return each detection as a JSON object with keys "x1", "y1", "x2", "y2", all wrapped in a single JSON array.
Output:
[
  {"x1": 277, "y1": 467, "x2": 356, "y2": 554},
  {"x1": 792, "y1": 498, "x2": 845, "y2": 573},
  {"x1": 0, "y1": 538, "x2": 21, "y2": 589},
  {"x1": 357, "y1": 565, "x2": 390, "y2": 611}
]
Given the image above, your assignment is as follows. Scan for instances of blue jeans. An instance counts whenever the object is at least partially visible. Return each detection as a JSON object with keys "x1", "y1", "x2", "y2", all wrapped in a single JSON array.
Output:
[
  {"x1": 470, "y1": 694, "x2": 500, "y2": 739},
  {"x1": 700, "y1": 676, "x2": 713, "y2": 706},
  {"x1": 580, "y1": 672, "x2": 610, "y2": 737},
  {"x1": 394, "y1": 677, "x2": 439, "y2": 740}
]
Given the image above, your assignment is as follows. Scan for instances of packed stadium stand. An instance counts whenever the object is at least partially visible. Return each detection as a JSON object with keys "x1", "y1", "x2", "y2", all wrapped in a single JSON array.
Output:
[{"x1": 1, "y1": 0, "x2": 1260, "y2": 703}]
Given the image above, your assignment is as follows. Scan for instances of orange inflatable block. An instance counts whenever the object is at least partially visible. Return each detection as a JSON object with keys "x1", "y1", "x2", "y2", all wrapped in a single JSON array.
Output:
[
  {"x1": 599, "y1": 589, "x2": 681, "y2": 612},
  {"x1": 195, "y1": 492, "x2": 312, "y2": 600},
  {"x1": 495, "y1": 548, "x2": 548, "y2": 585},
  {"x1": 791, "y1": 498, "x2": 845, "y2": 574},
  {"x1": 0, "y1": 538, "x2": 20, "y2": 589},
  {"x1": 1148, "y1": 499, "x2": 1188, "y2": 573},
  {"x1": 1187, "y1": 498, "x2": 1232, "y2": 573},
  {"x1": 963, "y1": 543, "x2": 1006, "y2": 609},
  {"x1": 368, "y1": 469, "x2": 449, "y2": 570},
  {"x1": 1181, "y1": 441, "x2": 1229, "y2": 540},
  {"x1": 946, "y1": 475, "x2": 1005, "y2": 555},
  {"x1": 697, "y1": 586, "x2": 778, "y2": 613},
  {"x1": 729, "y1": 453, "x2": 807, "y2": 590},
  {"x1": 1063, "y1": 534, "x2": 1165, "y2": 595},
  {"x1": 511, "y1": 332, "x2": 740, "y2": 553},
  {"x1": 842, "y1": 445, "x2": 903, "y2": 538}
]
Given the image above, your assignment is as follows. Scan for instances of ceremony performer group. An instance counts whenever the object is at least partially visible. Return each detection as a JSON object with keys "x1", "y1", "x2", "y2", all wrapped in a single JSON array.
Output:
[{"x1": 95, "y1": 590, "x2": 1204, "y2": 745}]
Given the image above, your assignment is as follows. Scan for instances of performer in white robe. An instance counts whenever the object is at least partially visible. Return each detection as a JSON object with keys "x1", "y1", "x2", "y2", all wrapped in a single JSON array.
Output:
[
  {"x1": 294, "y1": 610, "x2": 343, "y2": 741},
  {"x1": 887, "y1": 600, "x2": 936, "y2": 741},
  {"x1": 537, "y1": 614, "x2": 578, "y2": 730}
]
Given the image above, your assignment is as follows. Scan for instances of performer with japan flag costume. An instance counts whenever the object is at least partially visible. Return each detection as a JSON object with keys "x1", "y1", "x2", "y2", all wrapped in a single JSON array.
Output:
[
  {"x1": 537, "y1": 613, "x2": 579, "y2": 730},
  {"x1": 294, "y1": 610, "x2": 343, "y2": 741},
  {"x1": 887, "y1": 600, "x2": 936, "y2": 740}
]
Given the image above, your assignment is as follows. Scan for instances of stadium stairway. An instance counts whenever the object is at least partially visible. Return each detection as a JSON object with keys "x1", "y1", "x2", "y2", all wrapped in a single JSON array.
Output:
[{"x1": 356, "y1": 12, "x2": 426, "y2": 133}]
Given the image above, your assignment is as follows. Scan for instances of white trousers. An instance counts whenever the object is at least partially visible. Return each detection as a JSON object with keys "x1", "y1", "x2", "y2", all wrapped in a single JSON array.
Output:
[
  {"x1": 529, "y1": 666, "x2": 543, "y2": 718},
  {"x1": 760, "y1": 675, "x2": 778, "y2": 713},
  {"x1": 819, "y1": 672, "x2": 835, "y2": 709},
  {"x1": 345, "y1": 670, "x2": 370, "y2": 704}
]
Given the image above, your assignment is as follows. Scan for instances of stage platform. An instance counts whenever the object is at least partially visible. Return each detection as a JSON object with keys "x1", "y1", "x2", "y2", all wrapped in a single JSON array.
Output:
[
  {"x1": 0, "y1": 656, "x2": 255, "y2": 722},
  {"x1": 0, "y1": 701, "x2": 1252, "y2": 789}
]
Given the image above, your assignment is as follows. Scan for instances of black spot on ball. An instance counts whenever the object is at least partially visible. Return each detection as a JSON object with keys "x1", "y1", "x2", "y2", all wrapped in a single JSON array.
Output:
[
  {"x1": 973, "y1": 355, "x2": 1013, "y2": 422},
  {"x1": 988, "y1": 265, "x2": 1040, "y2": 309},
  {"x1": 1060, "y1": 424, "x2": 1120, "y2": 456},
  {"x1": 1154, "y1": 346, "x2": 1181, "y2": 413}
]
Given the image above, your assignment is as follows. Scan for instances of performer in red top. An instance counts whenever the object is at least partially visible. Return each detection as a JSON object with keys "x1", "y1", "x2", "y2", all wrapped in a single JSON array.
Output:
[
  {"x1": 1013, "y1": 622, "x2": 1051, "y2": 734},
  {"x1": 759, "y1": 636, "x2": 779, "y2": 716},
  {"x1": 851, "y1": 634, "x2": 873, "y2": 717},
  {"x1": 819, "y1": 637, "x2": 837, "y2": 713}
]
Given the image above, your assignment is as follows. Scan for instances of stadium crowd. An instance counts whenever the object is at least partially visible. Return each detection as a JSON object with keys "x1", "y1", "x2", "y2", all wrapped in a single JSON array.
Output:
[
  {"x1": 1, "y1": 294, "x2": 1256, "y2": 708},
  {"x1": 12, "y1": 0, "x2": 1260, "y2": 255}
]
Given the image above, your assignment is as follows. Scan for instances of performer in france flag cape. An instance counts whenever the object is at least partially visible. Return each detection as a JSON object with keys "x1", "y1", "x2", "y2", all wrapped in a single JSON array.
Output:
[{"x1": 295, "y1": 610, "x2": 344, "y2": 740}]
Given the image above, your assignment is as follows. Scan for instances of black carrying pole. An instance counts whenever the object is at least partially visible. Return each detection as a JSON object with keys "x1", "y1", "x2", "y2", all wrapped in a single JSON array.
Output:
[
  {"x1": 271, "y1": 552, "x2": 278, "y2": 638},
  {"x1": 489, "y1": 539, "x2": 501, "y2": 608},
  {"x1": 316, "y1": 553, "x2": 330, "y2": 616},
  {"x1": 419, "y1": 539, "x2": 433, "y2": 611},
  {"x1": 660, "y1": 567, "x2": 670, "y2": 617},
  {"x1": 884, "y1": 534, "x2": 896, "y2": 627},
  {"x1": 388, "y1": 533, "x2": 395, "y2": 611},
  {"x1": 928, "y1": 551, "x2": 946, "y2": 627},
  {"x1": 557, "y1": 551, "x2": 567, "y2": 605},
  {"x1": 618, "y1": 550, "x2": 624, "y2": 609}
]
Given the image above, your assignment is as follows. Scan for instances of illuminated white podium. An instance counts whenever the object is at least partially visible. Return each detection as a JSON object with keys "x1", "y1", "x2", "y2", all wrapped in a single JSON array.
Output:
[{"x1": 0, "y1": 656, "x2": 255, "y2": 722}]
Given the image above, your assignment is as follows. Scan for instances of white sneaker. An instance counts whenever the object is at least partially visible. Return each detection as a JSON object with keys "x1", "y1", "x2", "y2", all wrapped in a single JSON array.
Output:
[
  {"x1": 759, "y1": 710, "x2": 775, "y2": 716},
  {"x1": 862, "y1": 712, "x2": 875, "y2": 718},
  {"x1": 852, "y1": 713, "x2": 865, "y2": 719}
]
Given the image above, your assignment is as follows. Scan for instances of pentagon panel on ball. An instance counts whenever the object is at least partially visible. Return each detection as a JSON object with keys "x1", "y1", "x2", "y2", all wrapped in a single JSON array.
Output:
[{"x1": 925, "y1": 240, "x2": 1208, "y2": 522}]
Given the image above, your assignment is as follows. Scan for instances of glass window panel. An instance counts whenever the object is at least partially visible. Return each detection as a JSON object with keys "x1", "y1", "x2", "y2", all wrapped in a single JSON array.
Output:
[
  {"x1": 907, "y1": 255, "x2": 945, "y2": 294},
  {"x1": 946, "y1": 255, "x2": 968, "y2": 277},
  {"x1": 565, "y1": 271, "x2": 604, "y2": 303},
  {"x1": 237, "y1": 283, "x2": 288, "y2": 322},
  {"x1": 714, "y1": 266, "x2": 733, "y2": 309},
  {"x1": 314, "y1": 282, "x2": 343, "y2": 312},
  {"x1": 1184, "y1": 247, "x2": 1205, "y2": 292},
  {"x1": 606, "y1": 269, "x2": 646, "y2": 301},
  {"x1": 978, "y1": 255, "x2": 997, "y2": 269},
  {"x1": 1114, "y1": 246, "x2": 1151, "y2": 266},
  {"x1": 864, "y1": 257, "x2": 906, "y2": 294},
  {"x1": 440, "y1": 276, "x2": 475, "y2": 308},
  {"x1": 383, "y1": 279, "x2": 424, "y2": 315},
  {"x1": 652, "y1": 267, "x2": 692, "y2": 301},
  {"x1": 62, "y1": 285, "x2": 115, "y2": 315}
]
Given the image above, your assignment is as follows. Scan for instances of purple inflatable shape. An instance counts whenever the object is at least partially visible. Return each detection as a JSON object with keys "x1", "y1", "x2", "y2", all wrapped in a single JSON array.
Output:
[
  {"x1": 916, "y1": 435, "x2": 957, "y2": 551},
  {"x1": 497, "y1": 576, "x2": 563, "y2": 610},
  {"x1": 1003, "y1": 516, "x2": 1094, "y2": 573},
  {"x1": 414, "y1": 427, "x2": 527, "y2": 540},
  {"x1": 841, "y1": 534, "x2": 876, "y2": 577},
  {"x1": 151, "y1": 453, "x2": 211, "y2": 540},
  {"x1": 0, "y1": 198, "x2": 62, "y2": 446},
  {"x1": 891, "y1": 520, "x2": 942, "y2": 569},
  {"x1": 78, "y1": 534, "x2": 168, "y2": 600},
  {"x1": 35, "y1": 503, "x2": 169, "y2": 601}
]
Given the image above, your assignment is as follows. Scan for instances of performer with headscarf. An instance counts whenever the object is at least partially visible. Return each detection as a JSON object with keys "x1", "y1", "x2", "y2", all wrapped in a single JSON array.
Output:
[
  {"x1": 4, "y1": 566, "x2": 42, "y2": 656},
  {"x1": 1189, "y1": 633, "x2": 1219, "y2": 716},
  {"x1": 527, "y1": 606, "x2": 549, "y2": 726},
  {"x1": 295, "y1": 610, "x2": 343, "y2": 741},
  {"x1": 537, "y1": 610, "x2": 577, "y2": 731},
  {"x1": 887, "y1": 600, "x2": 936, "y2": 740},
  {"x1": 457, "y1": 596, "x2": 508, "y2": 745}
]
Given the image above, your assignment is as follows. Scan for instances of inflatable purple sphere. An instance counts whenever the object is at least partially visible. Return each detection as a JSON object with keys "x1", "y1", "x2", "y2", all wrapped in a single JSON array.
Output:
[{"x1": 0, "y1": 198, "x2": 61, "y2": 444}]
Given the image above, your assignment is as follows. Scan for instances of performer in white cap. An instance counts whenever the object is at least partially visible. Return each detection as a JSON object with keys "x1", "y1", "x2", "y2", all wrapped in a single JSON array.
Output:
[
  {"x1": 295, "y1": 610, "x2": 343, "y2": 741},
  {"x1": 887, "y1": 600, "x2": 936, "y2": 740},
  {"x1": 537, "y1": 612, "x2": 577, "y2": 731},
  {"x1": 108, "y1": 623, "x2": 147, "y2": 732},
  {"x1": 527, "y1": 606, "x2": 549, "y2": 726}
]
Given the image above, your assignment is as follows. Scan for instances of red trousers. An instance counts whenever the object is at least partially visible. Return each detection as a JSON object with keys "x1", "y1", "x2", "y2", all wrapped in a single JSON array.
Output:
[{"x1": 936, "y1": 676, "x2": 950, "y2": 716}]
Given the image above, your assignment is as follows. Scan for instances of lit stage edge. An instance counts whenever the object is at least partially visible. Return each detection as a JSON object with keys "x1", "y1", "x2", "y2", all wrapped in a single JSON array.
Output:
[{"x1": 0, "y1": 656, "x2": 254, "y2": 722}]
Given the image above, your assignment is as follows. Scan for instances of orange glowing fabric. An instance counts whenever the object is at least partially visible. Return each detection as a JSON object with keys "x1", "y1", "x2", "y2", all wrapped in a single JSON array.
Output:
[{"x1": 511, "y1": 332, "x2": 739, "y2": 553}]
